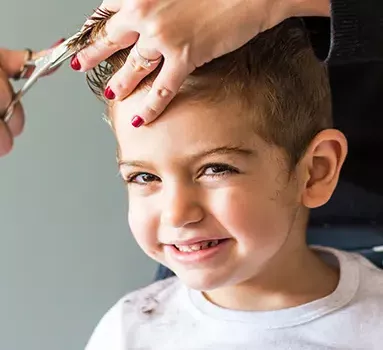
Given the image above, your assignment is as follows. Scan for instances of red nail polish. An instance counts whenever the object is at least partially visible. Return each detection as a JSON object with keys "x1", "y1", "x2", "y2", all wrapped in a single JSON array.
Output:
[
  {"x1": 50, "y1": 38, "x2": 65, "y2": 48},
  {"x1": 104, "y1": 86, "x2": 115, "y2": 100},
  {"x1": 70, "y1": 55, "x2": 81, "y2": 71},
  {"x1": 131, "y1": 115, "x2": 144, "y2": 128}
]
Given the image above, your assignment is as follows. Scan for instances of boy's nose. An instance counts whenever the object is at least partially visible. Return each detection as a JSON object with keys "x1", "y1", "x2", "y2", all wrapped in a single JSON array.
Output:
[{"x1": 160, "y1": 184, "x2": 204, "y2": 228}]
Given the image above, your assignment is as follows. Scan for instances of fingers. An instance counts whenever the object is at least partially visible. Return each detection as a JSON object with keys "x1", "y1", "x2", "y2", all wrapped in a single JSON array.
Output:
[
  {"x1": 106, "y1": 43, "x2": 162, "y2": 100},
  {"x1": 133, "y1": 58, "x2": 191, "y2": 125},
  {"x1": 0, "y1": 65, "x2": 25, "y2": 157},
  {"x1": 0, "y1": 78, "x2": 24, "y2": 156},
  {"x1": 75, "y1": 8, "x2": 138, "y2": 71},
  {"x1": 0, "y1": 39, "x2": 66, "y2": 80},
  {"x1": 7, "y1": 102, "x2": 25, "y2": 137},
  {"x1": 81, "y1": 0, "x2": 121, "y2": 30},
  {"x1": 0, "y1": 49, "x2": 30, "y2": 78},
  {"x1": 0, "y1": 120, "x2": 13, "y2": 156},
  {"x1": 0, "y1": 39, "x2": 63, "y2": 158}
]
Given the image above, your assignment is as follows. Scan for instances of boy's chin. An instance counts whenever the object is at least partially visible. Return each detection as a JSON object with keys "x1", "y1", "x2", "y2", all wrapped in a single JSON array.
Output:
[{"x1": 175, "y1": 268, "x2": 231, "y2": 291}]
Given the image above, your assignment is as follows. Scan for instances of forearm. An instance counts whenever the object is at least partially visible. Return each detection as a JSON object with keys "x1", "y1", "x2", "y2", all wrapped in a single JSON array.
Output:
[
  {"x1": 292, "y1": 0, "x2": 383, "y2": 64},
  {"x1": 329, "y1": 0, "x2": 383, "y2": 64},
  {"x1": 291, "y1": 0, "x2": 330, "y2": 17}
]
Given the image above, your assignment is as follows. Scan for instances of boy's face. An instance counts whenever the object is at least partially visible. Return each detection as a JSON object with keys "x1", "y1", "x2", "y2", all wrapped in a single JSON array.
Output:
[{"x1": 113, "y1": 92, "x2": 308, "y2": 291}]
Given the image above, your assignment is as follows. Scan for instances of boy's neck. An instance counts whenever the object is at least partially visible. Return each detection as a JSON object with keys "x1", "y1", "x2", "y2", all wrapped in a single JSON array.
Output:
[{"x1": 203, "y1": 246, "x2": 339, "y2": 311}]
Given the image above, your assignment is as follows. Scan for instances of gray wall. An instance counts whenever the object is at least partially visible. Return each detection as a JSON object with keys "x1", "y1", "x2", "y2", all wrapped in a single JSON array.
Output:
[{"x1": 0, "y1": 1, "x2": 156, "y2": 349}]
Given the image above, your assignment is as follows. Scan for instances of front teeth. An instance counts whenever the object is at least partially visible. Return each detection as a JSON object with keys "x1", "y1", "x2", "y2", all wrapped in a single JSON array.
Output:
[{"x1": 175, "y1": 240, "x2": 220, "y2": 252}]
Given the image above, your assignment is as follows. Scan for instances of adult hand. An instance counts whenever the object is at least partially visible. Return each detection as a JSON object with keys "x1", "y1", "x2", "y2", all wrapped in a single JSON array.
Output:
[
  {"x1": 0, "y1": 40, "x2": 64, "y2": 156},
  {"x1": 75, "y1": 0, "x2": 330, "y2": 126}
]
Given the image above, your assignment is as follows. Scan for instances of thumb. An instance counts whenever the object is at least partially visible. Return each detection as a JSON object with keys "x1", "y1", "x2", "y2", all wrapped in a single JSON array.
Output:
[{"x1": 0, "y1": 49, "x2": 29, "y2": 79}]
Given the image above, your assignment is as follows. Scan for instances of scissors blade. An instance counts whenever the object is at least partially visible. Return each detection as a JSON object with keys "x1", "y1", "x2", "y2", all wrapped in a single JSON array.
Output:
[
  {"x1": 48, "y1": 33, "x2": 81, "y2": 70},
  {"x1": 17, "y1": 55, "x2": 55, "y2": 98},
  {"x1": 19, "y1": 32, "x2": 81, "y2": 96}
]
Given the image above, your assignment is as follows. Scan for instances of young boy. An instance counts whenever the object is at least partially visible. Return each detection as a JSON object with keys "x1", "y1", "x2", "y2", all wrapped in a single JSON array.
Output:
[{"x1": 76, "y1": 17, "x2": 383, "y2": 349}]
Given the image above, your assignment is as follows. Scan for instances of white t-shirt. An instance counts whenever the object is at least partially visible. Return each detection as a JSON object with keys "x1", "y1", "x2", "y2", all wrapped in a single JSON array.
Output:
[{"x1": 85, "y1": 247, "x2": 383, "y2": 350}]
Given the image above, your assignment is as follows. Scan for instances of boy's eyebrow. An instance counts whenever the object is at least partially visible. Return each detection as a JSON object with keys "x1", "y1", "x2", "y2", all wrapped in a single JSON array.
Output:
[
  {"x1": 118, "y1": 146, "x2": 255, "y2": 168},
  {"x1": 189, "y1": 146, "x2": 255, "y2": 160}
]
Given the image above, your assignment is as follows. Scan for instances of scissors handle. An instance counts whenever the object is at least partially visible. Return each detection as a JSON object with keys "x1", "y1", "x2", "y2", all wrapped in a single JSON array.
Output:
[
  {"x1": 1, "y1": 62, "x2": 50, "y2": 123},
  {"x1": 1, "y1": 32, "x2": 81, "y2": 123},
  {"x1": 1, "y1": 56, "x2": 54, "y2": 123},
  {"x1": 2, "y1": 104, "x2": 14, "y2": 123},
  {"x1": 2, "y1": 90, "x2": 23, "y2": 123}
]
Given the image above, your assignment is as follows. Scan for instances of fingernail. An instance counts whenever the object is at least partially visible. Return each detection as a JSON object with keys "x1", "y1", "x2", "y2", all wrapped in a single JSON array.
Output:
[
  {"x1": 70, "y1": 55, "x2": 81, "y2": 71},
  {"x1": 104, "y1": 86, "x2": 115, "y2": 100},
  {"x1": 50, "y1": 38, "x2": 66, "y2": 48},
  {"x1": 131, "y1": 115, "x2": 144, "y2": 128}
]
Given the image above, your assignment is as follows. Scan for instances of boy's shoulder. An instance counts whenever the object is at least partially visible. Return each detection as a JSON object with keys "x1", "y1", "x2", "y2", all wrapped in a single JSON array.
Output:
[
  {"x1": 85, "y1": 277, "x2": 183, "y2": 350},
  {"x1": 317, "y1": 246, "x2": 383, "y2": 296},
  {"x1": 347, "y1": 249, "x2": 383, "y2": 298},
  {"x1": 314, "y1": 247, "x2": 383, "y2": 326},
  {"x1": 119, "y1": 276, "x2": 182, "y2": 314},
  {"x1": 316, "y1": 248, "x2": 383, "y2": 345}
]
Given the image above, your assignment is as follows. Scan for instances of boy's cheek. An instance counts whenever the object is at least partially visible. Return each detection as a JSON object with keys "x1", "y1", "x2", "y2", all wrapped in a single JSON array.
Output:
[
  {"x1": 211, "y1": 187, "x2": 269, "y2": 229},
  {"x1": 216, "y1": 188, "x2": 291, "y2": 240},
  {"x1": 128, "y1": 201, "x2": 160, "y2": 251}
]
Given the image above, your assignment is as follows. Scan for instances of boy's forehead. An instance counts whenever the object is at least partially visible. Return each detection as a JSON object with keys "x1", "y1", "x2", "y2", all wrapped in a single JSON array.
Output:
[
  {"x1": 112, "y1": 92, "x2": 266, "y2": 161},
  {"x1": 112, "y1": 89, "x2": 255, "y2": 130}
]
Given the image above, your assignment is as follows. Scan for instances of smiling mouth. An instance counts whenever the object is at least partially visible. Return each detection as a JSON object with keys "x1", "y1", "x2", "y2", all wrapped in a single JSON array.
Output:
[{"x1": 173, "y1": 239, "x2": 228, "y2": 253}]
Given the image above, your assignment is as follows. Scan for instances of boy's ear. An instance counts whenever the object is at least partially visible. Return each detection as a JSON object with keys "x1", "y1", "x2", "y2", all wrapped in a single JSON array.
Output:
[{"x1": 300, "y1": 129, "x2": 348, "y2": 208}]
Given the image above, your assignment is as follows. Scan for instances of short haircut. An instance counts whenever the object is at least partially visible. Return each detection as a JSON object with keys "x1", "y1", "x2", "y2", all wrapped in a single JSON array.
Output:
[{"x1": 70, "y1": 13, "x2": 332, "y2": 167}]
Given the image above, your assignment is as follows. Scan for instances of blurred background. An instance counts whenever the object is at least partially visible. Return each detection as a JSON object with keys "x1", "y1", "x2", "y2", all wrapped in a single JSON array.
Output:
[{"x1": 0, "y1": 1, "x2": 156, "y2": 349}]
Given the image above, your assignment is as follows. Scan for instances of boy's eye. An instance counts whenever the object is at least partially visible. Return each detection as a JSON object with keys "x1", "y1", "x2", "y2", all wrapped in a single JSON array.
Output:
[
  {"x1": 200, "y1": 163, "x2": 239, "y2": 178},
  {"x1": 126, "y1": 172, "x2": 160, "y2": 185},
  {"x1": 123, "y1": 164, "x2": 238, "y2": 184}
]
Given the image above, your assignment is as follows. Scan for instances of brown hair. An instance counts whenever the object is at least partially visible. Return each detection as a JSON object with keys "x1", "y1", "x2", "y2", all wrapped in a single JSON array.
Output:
[{"x1": 69, "y1": 10, "x2": 332, "y2": 168}]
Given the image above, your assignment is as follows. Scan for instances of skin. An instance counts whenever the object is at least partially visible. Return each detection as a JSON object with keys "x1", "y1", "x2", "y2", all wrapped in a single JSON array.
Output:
[
  {"x1": 112, "y1": 90, "x2": 348, "y2": 311},
  {"x1": 0, "y1": 49, "x2": 28, "y2": 156},
  {"x1": 76, "y1": 0, "x2": 330, "y2": 125}
]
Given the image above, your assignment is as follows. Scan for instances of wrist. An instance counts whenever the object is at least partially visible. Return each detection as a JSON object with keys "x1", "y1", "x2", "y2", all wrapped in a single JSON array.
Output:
[{"x1": 289, "y1": 0, "x2": 330, "y2": 17}]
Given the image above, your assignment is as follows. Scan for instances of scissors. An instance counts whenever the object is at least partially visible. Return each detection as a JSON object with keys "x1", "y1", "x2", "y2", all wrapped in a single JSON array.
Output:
[{"x1": 1, "y1": 32, "x2": 82, "y2": 123}]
